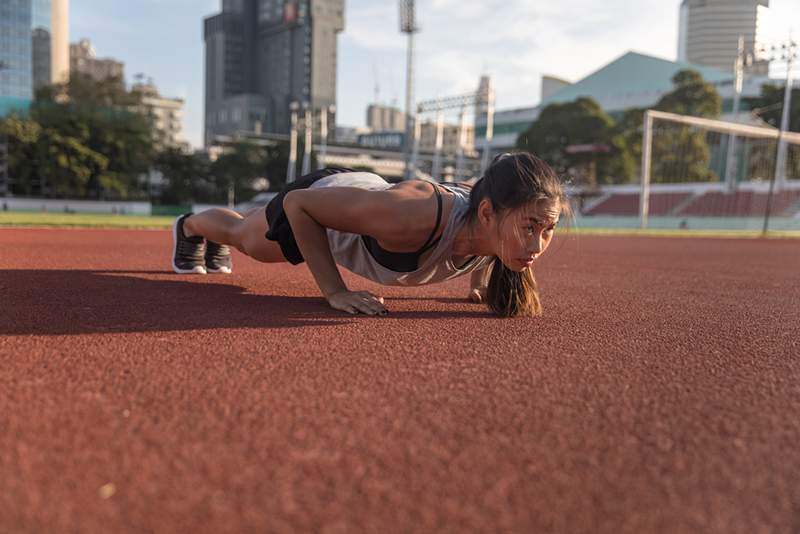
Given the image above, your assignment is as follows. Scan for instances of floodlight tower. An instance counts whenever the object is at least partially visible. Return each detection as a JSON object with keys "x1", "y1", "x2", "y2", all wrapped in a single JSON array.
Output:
[{"x1": 400, "y1": 0, "x2": 419, "y2": 181}]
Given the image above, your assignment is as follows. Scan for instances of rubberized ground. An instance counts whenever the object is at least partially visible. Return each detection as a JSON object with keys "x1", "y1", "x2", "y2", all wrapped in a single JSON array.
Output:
[{"x1": 1, "y1": 228, "x2": 799, "y2": 533}]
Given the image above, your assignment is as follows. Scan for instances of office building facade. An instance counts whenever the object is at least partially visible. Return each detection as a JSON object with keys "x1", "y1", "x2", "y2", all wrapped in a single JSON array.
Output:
[
  {"x1": 203, "y1": 0, "x2": 345, "y2": 145},
  {"x1": 678, "y1": 0, "x2": 770, "y2": 74},
  {"x1": 0, "y1": 0, "x2": 69, "y2": 116}
]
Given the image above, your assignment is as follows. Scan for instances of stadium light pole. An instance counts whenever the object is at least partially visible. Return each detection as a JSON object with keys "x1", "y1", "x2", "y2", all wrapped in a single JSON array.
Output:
[
  {"x1": 0, "y1": 61, "x2": 9, "y2": 197},
  {"x1": 302, "y1": 101, "x2": 312, "y2": 176},
  {"x1": 723, "y1": 35, "x2": 746, "y2": 191},
  {"x1": 400, "y1": 0, "x2": 419, "y2": 181},
  {"x1": 318, "y1": 104, "x2": 334, "y2": 170},
  {"x1": 639, "y1": 110, "x2": 654, "y2": 230},
  {"x1": 287, "y1": 101, "x2": 300, "y2": 184},
  {"x1": 756, "y1": 34, "x2": 798, "y2": 190},
  {"x1": 774, "y1": 35, "x2": 797, "y2": 189}
]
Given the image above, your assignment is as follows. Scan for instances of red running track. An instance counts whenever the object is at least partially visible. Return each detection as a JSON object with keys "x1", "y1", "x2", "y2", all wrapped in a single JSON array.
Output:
[{"x1": 1, "y1": 228, "x2": 799, "y2": 533}]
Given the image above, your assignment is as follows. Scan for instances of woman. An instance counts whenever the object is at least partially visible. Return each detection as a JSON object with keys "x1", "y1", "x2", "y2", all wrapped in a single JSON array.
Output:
[{"x1": 171, "y1": 152, "x2": 567, "y2": 317}]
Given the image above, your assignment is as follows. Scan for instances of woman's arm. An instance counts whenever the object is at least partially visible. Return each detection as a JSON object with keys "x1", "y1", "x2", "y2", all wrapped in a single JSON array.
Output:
[
  {"x1": 468, "y1": 262, "x2": 493, "y2": 303},
  {"x1": 282, "y1": 187, "x2": 402, "y2": 315}
]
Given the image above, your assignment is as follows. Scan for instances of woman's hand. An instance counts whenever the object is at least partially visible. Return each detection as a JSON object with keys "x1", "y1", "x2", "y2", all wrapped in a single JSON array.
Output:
[
  {"x1": 468, "y1": 287, "x2": 487, "y2": 304},
  {"x1": 327, "y1": 290, "x2": 388, "y2": 316}
]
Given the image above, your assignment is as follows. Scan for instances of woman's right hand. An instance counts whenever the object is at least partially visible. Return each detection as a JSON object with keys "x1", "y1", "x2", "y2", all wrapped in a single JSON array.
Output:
[{"x1": 327, "y1": 290, "x2": 388, "y2": 316}]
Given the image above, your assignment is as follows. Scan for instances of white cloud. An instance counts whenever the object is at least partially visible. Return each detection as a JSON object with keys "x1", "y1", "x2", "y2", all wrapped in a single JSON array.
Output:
[{"x1": 339, "y1": 0, "x2": 681, "y2": 124}]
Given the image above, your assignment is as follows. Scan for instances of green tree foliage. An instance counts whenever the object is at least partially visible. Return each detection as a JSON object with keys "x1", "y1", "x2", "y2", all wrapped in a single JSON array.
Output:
[
  {"x1": 655, "y1": 70, "x2": 721, "y2": 118},
  {"x1": 1, "y1": 73, "x2": 156, "y2": 199},
  {"x1": 153, "y1": 147, "x2": 213, "y2": 205},
  {"x1": 210, "y1": 141, "x2": 269, "y2": 204},
  {"x1": 516, "y1": 97, "x2": 635, "y2": 185},
  {"x1": 32, "y1": 73, "x2": 156, "y2": 198},
  {"x1": 612, "y1": 70, "x2": 723, "y2": 184},
  {"x1": 752, "y1": 84, "x2": 800, "y2": 132},
  {"x1": 0, "y1": 115, "x2": 109, "y2": 197},
  {"x1": 749, "y1": 84, "x2": 800, "y2": 179},
  {"x1": 650, "y1": 70, "x2": 722, "y2": 183}
]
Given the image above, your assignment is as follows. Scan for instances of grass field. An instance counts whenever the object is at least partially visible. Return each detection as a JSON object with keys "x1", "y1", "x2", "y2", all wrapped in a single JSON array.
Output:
[
  {"x1": 1, "y1": 210, "x2": 799, "y2": 238},
  {"x1": 0, "y1": 211, "x2": 174, "y2": 229}
]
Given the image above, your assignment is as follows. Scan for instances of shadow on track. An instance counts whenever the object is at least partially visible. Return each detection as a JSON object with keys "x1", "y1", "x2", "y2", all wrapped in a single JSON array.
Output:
[
  {"x1": 0, "y1": 270, "x2": 493, "y2": 336},
  {"x1": 0, "y1": 269, "x2": 353, "y2": 336}
]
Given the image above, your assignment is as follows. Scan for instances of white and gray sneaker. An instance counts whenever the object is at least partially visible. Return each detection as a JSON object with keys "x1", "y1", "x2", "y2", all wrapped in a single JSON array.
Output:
[
  {"x1": 172, "y1": 214, "x2": 207, "y2": 274},
  {"x1": 205, "y1": 241, "x2": 232, "y2": 274}
]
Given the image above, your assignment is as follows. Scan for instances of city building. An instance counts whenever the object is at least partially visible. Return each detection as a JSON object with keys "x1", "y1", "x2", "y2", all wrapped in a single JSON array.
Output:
[
  {"x1": 0, "y1": 0, "x2": 69, "y2": 116},
  {"x1": 133, "y1": 79, "x2": 188, "y2": 150},
  {"x1": 366, "y1": 103, "x2": 406, "y2": 132},
  {"x1": 70, "y1": 38, "x2": 124, "y2": 82},
  {"x1": 678, "y1": 0, "x2": 770, "y2": 74},
  {"x1": 203, "y1": 0, "x2": 345, "y2": 146}
]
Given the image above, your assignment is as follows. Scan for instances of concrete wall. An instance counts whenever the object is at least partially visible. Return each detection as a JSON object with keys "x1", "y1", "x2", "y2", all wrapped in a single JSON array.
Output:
[{"x1": 2, "y1": 197, "x2": 151, "y2": 215}]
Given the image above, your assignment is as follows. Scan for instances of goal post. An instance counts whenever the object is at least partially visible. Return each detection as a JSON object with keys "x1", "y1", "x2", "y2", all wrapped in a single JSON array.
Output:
[{"x1": 639, "y1": 110, "x2": 800, "y2": 230}]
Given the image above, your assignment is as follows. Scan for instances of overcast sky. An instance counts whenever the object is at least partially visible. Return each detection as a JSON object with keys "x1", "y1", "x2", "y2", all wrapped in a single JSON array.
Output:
[{"x1": 71, "y1": 0, "x2": 800, "y2": 148}]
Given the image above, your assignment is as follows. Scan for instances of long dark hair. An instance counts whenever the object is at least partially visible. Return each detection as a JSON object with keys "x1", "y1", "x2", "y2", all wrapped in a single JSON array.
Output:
[{"x1": 462, "y1": 152, "x2": 569, "y2": 317}]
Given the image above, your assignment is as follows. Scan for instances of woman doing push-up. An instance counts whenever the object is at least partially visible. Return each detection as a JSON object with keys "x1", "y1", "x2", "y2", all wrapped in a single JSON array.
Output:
[{"x1": 171, "y1": 152, "x2": 568, "y2": 317}]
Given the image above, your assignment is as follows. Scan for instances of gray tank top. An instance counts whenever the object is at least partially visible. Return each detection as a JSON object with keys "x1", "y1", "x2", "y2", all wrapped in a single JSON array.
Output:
[{"x1": 308, "y1": 172, "x2": 493, "y2": 286}]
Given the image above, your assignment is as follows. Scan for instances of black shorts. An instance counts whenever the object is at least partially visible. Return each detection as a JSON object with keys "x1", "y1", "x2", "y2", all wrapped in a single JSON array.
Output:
[{"x1": 265, "y1": 167, "x2": 356, "y2": 264}]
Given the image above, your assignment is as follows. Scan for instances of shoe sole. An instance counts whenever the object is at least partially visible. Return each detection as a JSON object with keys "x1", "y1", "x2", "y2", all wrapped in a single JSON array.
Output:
[
  {"x1": 172, "y1": 216, "x2": 207, "y2": 275},
  {"x1": 206, "y1": 266, "x2": 232, "y2": 274}
]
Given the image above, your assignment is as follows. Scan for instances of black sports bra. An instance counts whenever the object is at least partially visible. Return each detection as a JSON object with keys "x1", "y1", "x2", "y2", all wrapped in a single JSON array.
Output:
[{"x1": 361, "y1": 182, "x2": 444, "y2": 272}]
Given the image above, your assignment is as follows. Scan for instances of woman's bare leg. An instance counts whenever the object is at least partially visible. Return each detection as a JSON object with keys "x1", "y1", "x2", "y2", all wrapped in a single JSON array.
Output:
[{"x1": 183, "y1": 208, "x2": 287, "y2": 263}]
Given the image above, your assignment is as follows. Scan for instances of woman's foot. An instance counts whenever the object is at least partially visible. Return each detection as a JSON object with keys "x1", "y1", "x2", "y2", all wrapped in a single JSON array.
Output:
[
  {"x1": 172, "y1": 214, "x2": 207, "y2": 274},
  {"x1": 205, "y1": 241, "x2": 233, "y2": 274}
]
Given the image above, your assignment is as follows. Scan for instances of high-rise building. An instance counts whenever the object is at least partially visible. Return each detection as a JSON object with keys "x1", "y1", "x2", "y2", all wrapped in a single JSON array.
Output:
[
  {"x1": 70, "y1": 38, "x2": 125, "y2": 83},
  {"x1": 203, "y1": 0, "x2": 345, "y2": 146},
  {"x1": 678, "y1": 0, "x2": 770, "y2": 74},
  {"x1": 0, "y1": 0, "x2": 69, "y2": 116},
  {"x1": 366, "y1": 104, "x2": 406, "y2": 132}
]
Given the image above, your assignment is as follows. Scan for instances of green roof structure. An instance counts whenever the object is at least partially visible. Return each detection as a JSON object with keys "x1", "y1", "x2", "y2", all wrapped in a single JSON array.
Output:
[{"x1": 542, "y1": 51, "x2": 733, "y2": 112}]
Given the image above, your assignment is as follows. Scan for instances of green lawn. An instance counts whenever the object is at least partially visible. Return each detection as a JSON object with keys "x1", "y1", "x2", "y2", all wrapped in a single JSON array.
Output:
[
  {"x1": 1, "y1": 211, "x2": 798, "y2": 238},
  {"x1": 0, "y1": 211, "x2": 174, "y2": 229},
  {"x1": 560, "y1": 227, "x2": 800, "y2": 239}
]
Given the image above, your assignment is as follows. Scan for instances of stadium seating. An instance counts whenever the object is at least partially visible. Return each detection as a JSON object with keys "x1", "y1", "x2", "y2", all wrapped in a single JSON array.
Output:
[
  {"x1": 584, "y1": 192, "x2": 693, "y2": 216},
  {"x1": 676, "y1": 190, "x2": 800, "y2": 217}
]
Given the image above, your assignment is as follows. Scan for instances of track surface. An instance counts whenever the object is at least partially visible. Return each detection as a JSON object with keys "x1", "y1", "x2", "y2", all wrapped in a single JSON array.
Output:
[{"x1": 1, "y1": 229, "x2": 799, "y2": 533}]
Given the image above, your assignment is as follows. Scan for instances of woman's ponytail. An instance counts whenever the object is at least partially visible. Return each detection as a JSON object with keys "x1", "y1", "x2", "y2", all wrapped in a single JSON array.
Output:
[{"x1": 486, "y1": 257, "x2": 542, "y2": 317}]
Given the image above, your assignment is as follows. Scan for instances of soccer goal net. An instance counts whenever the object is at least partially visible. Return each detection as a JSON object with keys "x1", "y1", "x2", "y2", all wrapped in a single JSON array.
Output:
[{"x1": 637, "y1": 109, "x2": 800, "y2": 231}]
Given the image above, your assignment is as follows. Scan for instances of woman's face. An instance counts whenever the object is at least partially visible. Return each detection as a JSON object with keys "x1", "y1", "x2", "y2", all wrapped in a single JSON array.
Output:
[{"x1": 487, "y1": 198, "x2": 561, "y2": 272}]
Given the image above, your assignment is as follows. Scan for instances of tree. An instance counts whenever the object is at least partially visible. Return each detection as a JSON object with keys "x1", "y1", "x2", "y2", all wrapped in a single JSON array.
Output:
[
  {"x1": 749, "y1": 84, "x2": 800, "y2": 179},
  {"x1": 752, "y1": 84, "x2": 800, "y2": 131},
  {"x1": 613, "y1": 70, "x2": 723, "y2": 183},
  {"x1": 516, "y1": 97, "x2": 635, "y2": 185},
  {"x1": 153, "y1": 148, "x2": 214, "y2": 205},
  {"x1": 210, "y1": 141, "x2": 269, "y2": 205},
  {"x1": 649, "y1": 70, "x2": 722, "y2": 183},
  {"x1": 0, "y1": 114, "x2": 108, "y2": 197},
  {"x1": 28, "y1": 73, "x2": 156, "y2": 198}
]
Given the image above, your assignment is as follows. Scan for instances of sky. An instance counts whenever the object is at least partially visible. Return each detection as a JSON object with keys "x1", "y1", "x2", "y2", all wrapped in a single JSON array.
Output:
[{"x1": 70, "y1": 0, "x2": 800, "y2": 149}]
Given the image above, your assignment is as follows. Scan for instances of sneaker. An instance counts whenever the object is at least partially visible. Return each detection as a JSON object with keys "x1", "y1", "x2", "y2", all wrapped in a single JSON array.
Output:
[
  {"x1": 205, "y1": 241, "x2": 232, "y2": 274},
  {"x1": 172, "y1": 214, "x2": 207, "y2": 274}
]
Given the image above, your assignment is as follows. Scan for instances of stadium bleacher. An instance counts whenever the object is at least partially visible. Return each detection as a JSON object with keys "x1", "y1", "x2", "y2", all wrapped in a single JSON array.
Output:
[
  {"x1": 676, "y1": 190, "x2": 800, "y2": 217},
  {"x1": 584, "y1": 192, "x2": 694, "y2": 216}
]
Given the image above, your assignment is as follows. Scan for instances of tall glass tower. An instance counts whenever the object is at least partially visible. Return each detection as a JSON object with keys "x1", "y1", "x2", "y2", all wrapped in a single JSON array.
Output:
[
  {"x1": 0, "y1": 0, "x2": 68, "y2": 117},
  {"x1": 0, "y1": 0, "x2": 35, "y2": 115}
]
